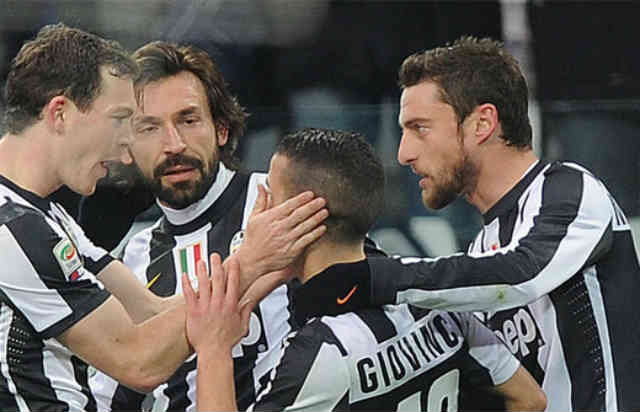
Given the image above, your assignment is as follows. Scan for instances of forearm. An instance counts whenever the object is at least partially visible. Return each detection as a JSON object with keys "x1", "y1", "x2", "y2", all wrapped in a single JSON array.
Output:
[
  {"x1": 196, "y1": 351, "x2": 238, "y2": 412},
  {"x1": 97, "y1": 260, "x2": 165, "y2": 323},
  {"x1": 126, "y1": 304, "x2": 192, "y2": 390}
]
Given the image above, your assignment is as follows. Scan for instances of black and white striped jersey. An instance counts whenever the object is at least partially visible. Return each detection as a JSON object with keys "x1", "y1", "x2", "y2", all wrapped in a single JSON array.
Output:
[
  {"x1": 249, "y1": 260, "x2": 520, "y2": 411},
  {"x1": 0, "y1": 175, "x2": 113, "y2": 411},
  {"x1": 367, "y1": 160, "x2": 640, "y2": 411},
  {"x1": 90, "y1": 164, "x2": 296, "y2": 412}
]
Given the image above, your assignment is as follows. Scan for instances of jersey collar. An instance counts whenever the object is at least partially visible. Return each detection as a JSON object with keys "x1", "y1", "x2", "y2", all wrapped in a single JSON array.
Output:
[
  {"x1": 293, "y1": 259, "x2": 372, "y2": 326},
  {"x1": 483, "y1": 160, "x2": 548, "y2": 224}
]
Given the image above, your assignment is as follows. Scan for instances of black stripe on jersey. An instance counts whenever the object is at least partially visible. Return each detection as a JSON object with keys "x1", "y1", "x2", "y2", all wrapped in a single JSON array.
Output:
[
  {"x1": 6, "y1": 310, "x2": 68, "y2": 412},
  {"x1": 483, "y1": 160, "x2": 547, "y2": 223},
  {"x1": 109, "y1": 383, "x2": 145, "y2": 411},
  {"x1": 355, "y1": 309, "x2": 397, "y2": 343},
  {"x1": 498, "y1": 205, "x2": 519, "y2": 247},
  {"x1": 549, "y1": 274, "x2": 605, "y2": 410},
  {"x1": 519, "y1": 191, "x2": 531, "y2": 224},
  {"x1": 4, "y1": 211, "x2": 110, "y2": 339},
  {"x1": 72, "y1": 356, "x2": 97, "y2": 412},
  {"x1": 254, "y1": 320, "x2": 342, "y2": 411},
  {"x1": 164, "y1": 357, "x2": 197, "y2": 412},
  {"x1": 162, "y1": 172, "x2": 250, "y2": 236},
  {"x1": 407, "y1": 305, "x2": 432, "y2": 322}
]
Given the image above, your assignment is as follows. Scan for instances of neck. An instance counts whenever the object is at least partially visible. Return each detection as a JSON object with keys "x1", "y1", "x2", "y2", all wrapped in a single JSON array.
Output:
[
  {"x1": 297, "y1": 238, "x2": 366, "y2": 284},
  {"x1": 0, "y1": 128, "x2": 60, "y2": 197},
  {"x1": 465, "y1": 145, "x2": 538, "y2": 214}
]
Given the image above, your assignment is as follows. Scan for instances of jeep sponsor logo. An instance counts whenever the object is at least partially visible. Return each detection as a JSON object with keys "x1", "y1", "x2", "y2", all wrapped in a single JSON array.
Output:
[{"x1": 486, "y1": 307, "x2": 544, "y2": 359}]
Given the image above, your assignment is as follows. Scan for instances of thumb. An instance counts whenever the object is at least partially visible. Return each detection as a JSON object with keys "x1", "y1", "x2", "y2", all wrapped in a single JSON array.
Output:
[{"x1": 249, "y1": 184, "x2": 269, "y2": 219}]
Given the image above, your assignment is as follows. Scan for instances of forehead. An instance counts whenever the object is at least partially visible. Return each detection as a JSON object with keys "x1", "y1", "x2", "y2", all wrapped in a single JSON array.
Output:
[
  {"x1": 92, "y1": 66, "x2": 135, "y2": 113},
  {"x1": 137, "y1": 71, "x2": 209, "y2": 118},
  {"x1": 399, "y1": 81, "x2": 453, "y2": 124}
]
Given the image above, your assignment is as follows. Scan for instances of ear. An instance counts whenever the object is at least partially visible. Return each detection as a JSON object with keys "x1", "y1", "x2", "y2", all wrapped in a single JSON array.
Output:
[
  {"x1": 44, "y1": 96, "x2": 70, "y2": 134},
  {"x1": 470, "y1": 103, "x2": 499, "y2": 145},
  {"x1": 216, "y1": 125, "x2": 229, "y2": 146}
]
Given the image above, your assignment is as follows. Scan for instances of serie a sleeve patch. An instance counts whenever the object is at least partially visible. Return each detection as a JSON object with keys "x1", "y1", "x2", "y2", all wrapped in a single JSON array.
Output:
[{"x1": 53, "y1": 237, "x2": 83, "y2": 281}]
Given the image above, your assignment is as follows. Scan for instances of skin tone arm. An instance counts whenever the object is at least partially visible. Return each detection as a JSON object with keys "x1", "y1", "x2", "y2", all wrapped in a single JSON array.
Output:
[
  {"x1": 493, "y1": 366, "x2": 547, "y2": 412},
  {"x1": 95, "y1": 187, "x2": 327, "y2": 323},
  {"x1": 183, "y1": 254, "x2": 248, "y2": 412}
]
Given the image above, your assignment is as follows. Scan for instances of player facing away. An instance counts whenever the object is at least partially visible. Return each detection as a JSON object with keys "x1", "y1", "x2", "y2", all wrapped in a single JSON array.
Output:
[{"x1": 184, "y1": 128, "x2": 547, "y2": 412}]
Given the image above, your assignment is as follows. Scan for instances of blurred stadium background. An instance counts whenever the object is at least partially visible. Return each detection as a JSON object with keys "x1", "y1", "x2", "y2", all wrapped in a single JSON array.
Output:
[{"x1": 2, "y1": 0, "x2": 640, "y2": 257}]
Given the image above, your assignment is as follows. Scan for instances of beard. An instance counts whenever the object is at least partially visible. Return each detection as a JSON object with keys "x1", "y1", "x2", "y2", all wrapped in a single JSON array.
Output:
[
  {"x1": 422, "y1": 149, "x2": 477, "y2": 210},
  {"x1": 144, "y1": 153, "x2": 219, "y2": 210}
]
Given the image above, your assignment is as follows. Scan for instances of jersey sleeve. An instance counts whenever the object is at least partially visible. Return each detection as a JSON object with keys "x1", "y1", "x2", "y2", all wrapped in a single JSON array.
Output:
[
  {"x1": 250, "y1": 323, "x2": 350, "y2": 412},
  {"x1": 0, "y1": 211, "x2": 110, "y2": 339},
  {"x1": 369, "y1": 165, "x2": 615, "y2": 311},
  {"x1": 50, "y1": 202, "x2": 114, "y2": 274},
  {"x1": 456, "y1": 313, "x2": 520, "y2": 386}
]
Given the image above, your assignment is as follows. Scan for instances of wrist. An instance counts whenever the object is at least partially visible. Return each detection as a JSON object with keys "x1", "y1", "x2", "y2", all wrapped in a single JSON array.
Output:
[{"x1": 230, "y1": 249, "x2": 264, "y2": 293}]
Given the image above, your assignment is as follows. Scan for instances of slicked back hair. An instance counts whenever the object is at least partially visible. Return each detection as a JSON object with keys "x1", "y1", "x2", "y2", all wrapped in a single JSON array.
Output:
[
  {"x1": 276, "y1": 128, "x2": 385, "y2": 244},
  {"x1": 132, "y1": 42, "x2": 248, "y2": 170},
  {"x1": 399, "y1": 36, "x2": 532, "y2": 148},
  {"x1": 3, "y1": 23, "x2": 137, "y2": 134}
]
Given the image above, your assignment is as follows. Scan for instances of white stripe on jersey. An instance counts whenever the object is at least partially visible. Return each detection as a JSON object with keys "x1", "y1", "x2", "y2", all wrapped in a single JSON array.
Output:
[
  {"x1": 287, "y1": 343, "x2": 348, "y2": 411},
  {"x1": 0, "y1": 225, "x2": 73, "y2": 332},
  {"x1": 0, "y1": 305, "x2": 29, "y2": 411},
  {"x1": 42, "y1": 338, "x2": 87, "y2": 411},
  {"x1": 584, "y1": 266, "x2": 617, "y2": 412}
]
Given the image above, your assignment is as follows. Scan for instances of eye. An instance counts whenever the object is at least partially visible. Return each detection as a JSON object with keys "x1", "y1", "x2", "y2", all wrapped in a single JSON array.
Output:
[
  {"x1": 181, "y1": 116, "x2": 199, "y2": 125},
  {"x1": 137, "y1": 125, "x2": 158, "y2": 134}
]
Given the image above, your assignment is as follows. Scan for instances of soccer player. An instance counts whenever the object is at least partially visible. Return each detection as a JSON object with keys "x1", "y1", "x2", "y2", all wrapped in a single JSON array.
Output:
[
  {"x1": 89, "y1": 41, "x2": 331, "y2": 412},
  {"x1": 350, "y1": 36, "x2": 640, "y2": 411},
  {"x1": 185, "y1": 127, "x2": 547, "y2": 412},
  {"x1": 0, "y1": 24, "x2": 326, "y2": 411}
]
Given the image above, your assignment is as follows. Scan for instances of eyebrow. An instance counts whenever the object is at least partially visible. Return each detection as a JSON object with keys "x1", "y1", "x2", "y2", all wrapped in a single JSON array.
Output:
[
  {"x1": 111, "y1": 107, "x2": 134, "y2": 118},
  {"x1": 398, "y1": 118, "x2": 432, "y2": 128}
]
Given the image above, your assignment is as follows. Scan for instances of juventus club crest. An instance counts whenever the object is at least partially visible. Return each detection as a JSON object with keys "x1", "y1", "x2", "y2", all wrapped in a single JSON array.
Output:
[{"x1": 230, "y1": 230, "x2": 244, "y2": 255}]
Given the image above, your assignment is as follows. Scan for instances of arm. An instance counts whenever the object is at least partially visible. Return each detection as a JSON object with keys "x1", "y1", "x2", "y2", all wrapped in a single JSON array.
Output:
[
  {"x1": 96, "y1": 260, "x2": 178, "y2": 323},
  {"x1": 370, "y1": 165, "x2": 615, "y2": 311},
  {"x1": 461, "y1": 312, "x2": 545, "y2": 411},
  {"x1": 58, "y1": 294, "x2": 190, "y2": 393},
  {"x1": 494, "y1": 366, "x2": 547, "y2": 412},
  {"x1": 183, "y1": 254, "x2": 253, "y2": 412}
]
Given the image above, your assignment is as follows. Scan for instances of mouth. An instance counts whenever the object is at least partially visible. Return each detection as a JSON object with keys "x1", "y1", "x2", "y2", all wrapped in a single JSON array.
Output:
[{"x1": 161, "y1": 165, "x2": 198, "y2": 183}]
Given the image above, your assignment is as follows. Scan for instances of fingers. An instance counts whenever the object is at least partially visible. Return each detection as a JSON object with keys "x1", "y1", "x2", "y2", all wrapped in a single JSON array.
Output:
[
  {"x1": 290, "y1": 222, "x2": 327, "y2": 253},
  {"x1": 196, "y1": 259, "x2": 211, "y2": 304},
  {"x1": 250, "y1": 184, "x2": 269, "y2": 219},
  {"x1": 208, "y1": 253, "x2": 224, "y2": 301},
  {"x1": 271, "y1": 191, "x2": 318, "y2": 220},
  {"x1": 225, "y1": 257, "x2": 241, "y2": 308},
  {"x1": 181, "y1": 272, "x2": 196, "y2": 308}
]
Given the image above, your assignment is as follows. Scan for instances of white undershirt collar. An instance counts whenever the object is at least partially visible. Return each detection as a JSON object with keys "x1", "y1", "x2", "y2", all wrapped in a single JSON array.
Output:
[{"x1": 158, "y1": 163, "x2": 236, "y2": 226}]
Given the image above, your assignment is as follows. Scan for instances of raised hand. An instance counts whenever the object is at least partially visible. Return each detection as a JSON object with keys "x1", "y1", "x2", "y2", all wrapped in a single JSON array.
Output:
[
  {"x1": 182, "y1": 253, "x2": 252, "y2": 354},
  {"x1": 232, "y1": 184, "x2": 328, "y2": 293}
]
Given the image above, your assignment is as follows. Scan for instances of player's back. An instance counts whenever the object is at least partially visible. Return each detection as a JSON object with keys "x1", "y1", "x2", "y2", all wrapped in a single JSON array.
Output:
[{"x1": 252, "y1": 304, "x2": 518, "y2": 411}]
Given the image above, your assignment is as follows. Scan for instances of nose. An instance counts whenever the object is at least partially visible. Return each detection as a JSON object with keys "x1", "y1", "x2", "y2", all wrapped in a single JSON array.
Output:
[
  {"x1": 163, "y1": 123, "x2": 186, "y2": 154},
  {"x1": 397, "y1": 132, "x2": 416, "y2": 166}
]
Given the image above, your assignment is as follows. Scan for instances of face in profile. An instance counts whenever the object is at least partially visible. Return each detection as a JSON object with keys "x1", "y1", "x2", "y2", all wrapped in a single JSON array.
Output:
[
  {"x1": 130, "y1": 71, "x2": 228, "y2": 209},
  {"x1": 63, "y1": 67, "x2": 136, "y2": 196},
  {"x1": 397, "y1": 81, "x2": 476, "y2": 209}
]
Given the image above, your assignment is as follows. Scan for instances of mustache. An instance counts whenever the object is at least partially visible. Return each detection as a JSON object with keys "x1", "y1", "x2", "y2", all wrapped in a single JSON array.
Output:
[{"x1": 153, "y1": 155, "x2": 203, "y2": 179}]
